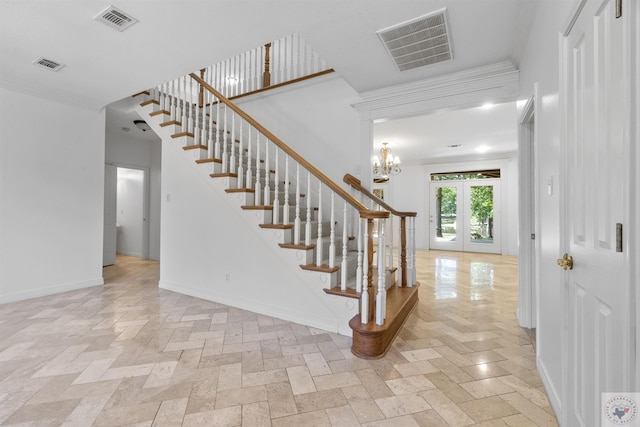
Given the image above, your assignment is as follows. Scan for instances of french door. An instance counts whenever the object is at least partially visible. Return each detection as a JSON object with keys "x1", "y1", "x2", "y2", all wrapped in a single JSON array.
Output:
[{"x1": 429, "y1": 179, "x2": 501, "y2": 254}]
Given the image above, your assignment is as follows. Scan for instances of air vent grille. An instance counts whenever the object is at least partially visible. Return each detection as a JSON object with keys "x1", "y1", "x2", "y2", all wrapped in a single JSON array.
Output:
[
  {"x1": 377, "y1": 9, "x2": 453, "y2": 71},
  {"x1": 94, "y1": 5, "x2": 138, "y2": 32},
  {"x1": 32, "y1": 57, "x2": 65, "y2": 72}
]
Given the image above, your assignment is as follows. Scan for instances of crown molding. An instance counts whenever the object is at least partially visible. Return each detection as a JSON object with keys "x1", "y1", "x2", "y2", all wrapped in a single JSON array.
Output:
[{"x1": 352, "y1": 61, "x2": 519, "y2": 120}]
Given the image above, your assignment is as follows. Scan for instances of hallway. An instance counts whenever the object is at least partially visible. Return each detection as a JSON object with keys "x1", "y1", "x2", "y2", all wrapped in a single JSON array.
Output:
[{"x1": 0, "y1": 251, "x2": 557, "y2": 426}]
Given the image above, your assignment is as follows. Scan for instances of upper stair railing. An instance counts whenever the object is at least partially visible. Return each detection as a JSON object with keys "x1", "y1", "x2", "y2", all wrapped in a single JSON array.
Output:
[
  {"x1": 145, "y1": 68, "x2": 394, "y2": 327},
  {"x1": 344, "y1": 174, "x2": 417, "y2": 289},
  {"x1": 201, "y1": 34, "x2": 332, "y2": 100}
]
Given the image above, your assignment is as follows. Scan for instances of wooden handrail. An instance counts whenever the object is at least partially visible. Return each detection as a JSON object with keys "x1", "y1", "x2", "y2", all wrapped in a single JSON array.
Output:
[
  {"x1": 343, "y1": 174, "x2": 417, "y2": 218},
  {"x1": 190, "y1": 73, "x2": 388, "y2": 220}
]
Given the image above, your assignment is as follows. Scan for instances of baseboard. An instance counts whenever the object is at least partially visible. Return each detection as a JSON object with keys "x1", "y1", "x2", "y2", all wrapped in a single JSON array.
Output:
[
  {"x1": 537, "y1": 356, "x2": 563, "y2": 423},
  {"x1": 0, "y1": 278, "x2": 104, "y2": 304},
  {"x1": 159, "y1": 280, "x2": 353, "y2": 337}
]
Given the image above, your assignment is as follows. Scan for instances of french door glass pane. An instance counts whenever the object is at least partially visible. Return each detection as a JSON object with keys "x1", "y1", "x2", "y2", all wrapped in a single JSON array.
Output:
[
  {"x1": 469, "y1": 185, "x2": 494, "y2": 244},
  {"x1": 434, "y1": 186, "x2": 457, "y2": 242}
]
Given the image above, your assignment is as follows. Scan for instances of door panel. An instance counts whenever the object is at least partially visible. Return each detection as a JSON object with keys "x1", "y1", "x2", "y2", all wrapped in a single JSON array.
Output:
[
  {"x1": 429, "y1": 183, "x2": 463, "y2": 251},
  {"x1": 562, "y1": 0, "x2": 631, "y2": 425},
  {"x1": 463, "y1": 180, "x2": 501, "y2": 254}
]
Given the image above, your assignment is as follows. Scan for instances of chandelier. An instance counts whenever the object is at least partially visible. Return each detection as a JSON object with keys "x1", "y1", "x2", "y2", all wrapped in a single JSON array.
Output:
[{"x1": 372, "y1": 142, "x2": 401, "y2": 181}]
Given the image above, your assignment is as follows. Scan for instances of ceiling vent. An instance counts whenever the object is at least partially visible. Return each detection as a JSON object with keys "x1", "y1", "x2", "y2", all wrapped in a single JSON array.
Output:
[
  {"x1": 94, "y1": 5, "x2": 138, "y2": 32},
  {"x1": 32, "y1": 56, "x2": 65, "y2": 72},
  {"x1": 377, "y1": 8, "x2": 453, "y2": 72}
]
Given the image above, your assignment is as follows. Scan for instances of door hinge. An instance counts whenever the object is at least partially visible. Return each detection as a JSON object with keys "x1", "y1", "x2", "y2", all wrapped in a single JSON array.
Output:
[
  {"x1": 616, "y1": 223, "x2": 623, "y2": 252},
  {"x1": 531, "y1": 233, "x2": 536, "y2": 240},
  {"x1": 616, "y1": 0, "x2": 622, "y2": 18}
]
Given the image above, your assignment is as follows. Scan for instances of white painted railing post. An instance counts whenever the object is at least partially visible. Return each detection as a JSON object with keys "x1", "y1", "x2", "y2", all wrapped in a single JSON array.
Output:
[
  {"x1": 411, "y1": 216, "x2": 417, "y2": 285},
  {"x1": 263, "y1": 139, "x2": 271, "y2": 206},
  {"x1": 361, "y1": 217, "x2": 369, "y2": 324},
  {"x1": 356, "y1": 217, "x2": 363, "y2": 294},
  {"x1": 245, "y1": 126, "x2": 253, "y2": 190},
  {"x1": 229, "y1": 113, "x2": 237, "y2": 175},
  {"x1": 328, "y1": 192, "x2": 335, "y2": 269},
  {"x1": 376, "y1": 218, "x2": 386, "y2": 326},
  {"x1": 388, "y1": 215, "x2": 394, "y2": 272},
  {"x1": 222, "y1": 106, "x2": 229, "y2": 173},
  {"x1": 316, "y1": 183, "x2": 323, "y2": 266},
  {"x1": 305, "y1": 172, "x2": 312, "y2": 246},
  {"x1": 272, "y1": 148, "x2": 279, "y2": 223},
  {"x1": 340, "y1": 201, "x2": 348, "y2": 291},
  {"x1": 237, "y1": 118, "x2": 244, "y2": 188},
  {"x1": 254, "y1": 132, "x2": 262, "y2": 205},
  {"x1": 294, "y1": 164, "x2": 301, "y2": 245},
  {"x1": 283, "y1": 155, "x2": 290, "y2": 224},
  {"x1": 214, "y1": 101, "x2": 221, "y2": 159}
]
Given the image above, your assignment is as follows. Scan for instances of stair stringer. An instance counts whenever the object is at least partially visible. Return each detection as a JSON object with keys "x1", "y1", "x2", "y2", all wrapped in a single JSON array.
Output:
[{"x1": 137, "y1": 104, "x2": 358, "y2": 336}]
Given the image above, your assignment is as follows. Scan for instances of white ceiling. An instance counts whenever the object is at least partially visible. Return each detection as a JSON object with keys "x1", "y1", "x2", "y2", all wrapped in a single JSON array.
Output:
[
  {"x1": 373, "y1": 101, "x2": 518, "y2": 166},
  {"x1": 0, "y1": 0, "x2": 528, "y2": 163}
]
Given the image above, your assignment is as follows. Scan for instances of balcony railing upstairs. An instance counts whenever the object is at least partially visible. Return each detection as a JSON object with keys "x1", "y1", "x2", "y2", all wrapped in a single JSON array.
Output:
[
  {"x1": 144, "y1": 69, "x2": 396, "y2": 328},
  {"x1": 194, "y1": 34, "x2": 332, "y2": 100}
]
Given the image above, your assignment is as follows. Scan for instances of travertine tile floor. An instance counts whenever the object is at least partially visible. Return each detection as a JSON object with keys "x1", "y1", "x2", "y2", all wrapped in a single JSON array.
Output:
[{"x1": 0, "y1": 250, "x2": 558, "y2": 426}]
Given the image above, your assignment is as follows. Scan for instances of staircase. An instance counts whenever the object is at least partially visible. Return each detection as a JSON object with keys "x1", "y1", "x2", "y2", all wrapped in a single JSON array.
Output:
[{"x1": 132, "y1": 68, "x2": 419, "y2": 358}]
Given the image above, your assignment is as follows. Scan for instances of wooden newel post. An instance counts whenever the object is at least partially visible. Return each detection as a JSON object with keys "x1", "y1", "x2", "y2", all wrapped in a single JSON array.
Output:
[
  {"x1": 263, "y1": 43, "x2": 272, "y2": 88},
  {"x1": 400, "y1": 216, "x2": 407, "y2": 286},
  {"x1": 366, "y1": 218, "x2": 375, "y2": 323}
]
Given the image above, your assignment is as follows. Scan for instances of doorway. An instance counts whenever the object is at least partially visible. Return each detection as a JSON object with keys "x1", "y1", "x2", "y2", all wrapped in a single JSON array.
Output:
[
  {"x1": 103, "y1": 165, "x2": 150, "y2": 266},
  {"x1": 429, "y1": 173, "x2": 501, "y2": 254}
]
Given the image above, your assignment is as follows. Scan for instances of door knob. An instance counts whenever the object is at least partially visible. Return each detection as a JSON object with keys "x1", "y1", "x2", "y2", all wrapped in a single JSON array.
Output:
[{"x1": 556, "y1": 253, "x2": 573, "y2": 270}]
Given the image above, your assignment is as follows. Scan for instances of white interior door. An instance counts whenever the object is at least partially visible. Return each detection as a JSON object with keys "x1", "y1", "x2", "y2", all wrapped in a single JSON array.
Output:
[
  {"x1": 429, "y1": 182, "x2": 463, "y2": 251},
  {"x1": 103, "y1": 164, "x2": 117, "y2": 266},
  {"x1": 562, "y1": 0, "x2": 632, "y2": 425}
]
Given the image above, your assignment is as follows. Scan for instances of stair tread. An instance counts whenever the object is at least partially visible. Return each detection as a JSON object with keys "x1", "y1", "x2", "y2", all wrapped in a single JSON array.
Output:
[
  {"x1": 172, "y1": 132, "x2": 194, "y2": 138},
  {"x1": 279, "y1": 243, "x2": 316, "y2": 250},
  {"x1": 241, "y1": 205, "x2": 273, "y2": 210},
  {"x1": 211, "y1": 173, "x2": 238, "y2": 178},
  {"x1": 196, "y1": 158, "x2": 222, "y2": 164},
  {"x1": 183, "y1": 145, "x2": 207, "y2": 151},
  {"x1": 323, "y1": 287, "x2": 361, "y2": 299},
  {"x1": 226, "y1": 188, "x2": 255, "y2": 193},
  {"x1": 260, "y1": 223, "x2": 293, "y2": 230},
  {"x1": 300, "y1": 263, "x2": 339, "y2": 273}
]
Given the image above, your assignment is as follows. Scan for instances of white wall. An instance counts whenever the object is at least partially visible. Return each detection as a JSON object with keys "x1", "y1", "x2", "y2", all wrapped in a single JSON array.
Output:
[
  {"x1": 0, "y1": 87, "x2": 105, "y2": 303},
  {"x1": 235, "y1": 74, "x2": 361, "y2": 186},
  {"x1": 105, "y1": 129, "x2": 161, "y2": 260},
  {"x1": 116, "y1": 168, "x2": 144, "y2": 257},
  {"x1": 515, "y1": 0, "x2": 577, "y2": 418}
]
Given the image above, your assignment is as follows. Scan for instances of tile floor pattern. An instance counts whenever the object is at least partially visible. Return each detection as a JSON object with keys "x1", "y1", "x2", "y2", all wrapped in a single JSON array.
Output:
[{"x1": 0, "y1": 251, "x2": 558, "y2": 426}]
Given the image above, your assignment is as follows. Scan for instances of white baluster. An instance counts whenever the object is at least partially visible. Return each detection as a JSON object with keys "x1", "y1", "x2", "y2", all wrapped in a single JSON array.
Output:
[
  {"x1": 180, "y1": 77, "x2": 187, "y2": 128},
  {"x1": 316, "y1": 183, "x2": 323, "y2": 266},
  {"x1": 356, "y1": 217, "x2": 362, "y2": 293},
  {"x1": 305, "y1": 172, "x2": 312, "y2": 246},
  {"x1": 229, "y1": 112, "x2": 236, "y2": 174},
  {"x1": 208, "y1": 94, "x2": 215, "y2": 159},
  {"x1": 283, "y1": 155, "x2": 290, "y2": 224},
  {"x1": 193, "y1": 102, "x2": 200, "y2": 147},
  {"x1": 388, "y1": 215, "x2": 394, "y2": 273},
  {"x1": 376, "y1": 218, "x2": 386, "y2": 326},
  {"x1": 411, "y1": 216, "x2": 417, "y2": 286},
  {"x1": 237, "y1": 118, "x2": 244, "y2": 188},
  {"x1": 254, "y1": 132, "x2": 262, "y2": 206},
  {"x1": 294, "y1": 164, "x2": 301, "y2": 245},
  {"x1": 272, "y1": 148, "x2": 279, "y2": 223},
  {"x1": 329, "y1": 192, "x2": 335, "y2": 269},
  {"x1": 222, "y1": 105, "x2": 228, "y2": 173},
  {"x1": 169, "y1": 80, "x2": 176, "y2": 121},
  {"x1": 214, "y1": 101, "x2": 221, "y2": 159},
  {"x1": 361, "y1": 217, "x2": 369, "y2": 324},
  {"x1": 158, "y1": 83, "x2": 165, "y2": 111},
  {"x1": 263, "y1": 140, "x2": 271, "y2": 207},
  {"x1": 246, "y1": 126, "x2": 253, "y2": 192},
  {"x1": 340, "y1": 201, "x2": 348, "y2": 291}
]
